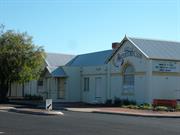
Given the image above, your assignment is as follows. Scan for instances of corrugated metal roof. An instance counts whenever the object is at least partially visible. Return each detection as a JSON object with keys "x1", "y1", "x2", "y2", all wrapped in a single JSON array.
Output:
[
  {"x1": 45, "y1": 53, "x2": 75, "y2": 77},
  {"x1": 46, "y1": 53, "x2": 75, "y2": 67},
  {"x1": 67, "y1": 50, "x2": 113, "y2": 66},
  {"x1": 47, "y1": 66, "x2": 67, "y2": 77},
  {"x1": 128, "y1": 37, "x2": 180, "y2": 60}
]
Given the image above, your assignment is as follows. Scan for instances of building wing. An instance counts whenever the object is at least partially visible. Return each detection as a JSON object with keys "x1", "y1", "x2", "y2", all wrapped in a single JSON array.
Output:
[
  {"x1": 67, "y1": 50, "x2": 113, "y2": 67},
  {"x1": 108, "y1": 36, "x2": 180, "y2": 62}
]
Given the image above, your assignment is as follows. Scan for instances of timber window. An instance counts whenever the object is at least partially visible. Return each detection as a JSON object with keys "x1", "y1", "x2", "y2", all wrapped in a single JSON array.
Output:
[
  {"x1": 84, "y1": 77, "x2": 89, "y2": 91},
  {"x1": 37, "y1": 80, "x2": 43, "y2": 86},
  {"x1": 123, "y1": 65, "x2": 135, "y2": 94}
]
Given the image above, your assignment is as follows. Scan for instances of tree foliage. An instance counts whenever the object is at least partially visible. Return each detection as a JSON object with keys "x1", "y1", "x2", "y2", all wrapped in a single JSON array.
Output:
[{"x1": 0, "y1": 25, "x2": 45, "y2": 102}]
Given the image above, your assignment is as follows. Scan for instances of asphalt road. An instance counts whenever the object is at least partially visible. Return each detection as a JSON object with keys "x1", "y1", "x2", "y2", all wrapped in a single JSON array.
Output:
[{"x1": 0, "y1": 110, "x2": 180, "y2": 135}]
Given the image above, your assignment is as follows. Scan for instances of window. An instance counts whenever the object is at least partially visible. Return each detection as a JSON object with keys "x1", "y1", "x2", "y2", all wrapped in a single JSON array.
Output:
[
  {"x1": 84, "y1": 77, "x2": 89, "y2": 91},
  {"x1": 123, "y1": 65, "x2": 135, "y2": 94},
  {"x1": 37, "y1": 80, "x2": 43, "y2": 86},
  {"x1": 37, "y1": 79, "x2": 43, "y2": 93}
]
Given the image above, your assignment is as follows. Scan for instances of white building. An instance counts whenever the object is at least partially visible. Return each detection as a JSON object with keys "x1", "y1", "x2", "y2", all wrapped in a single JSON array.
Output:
[
  {"x1": 9, "y1": 53, "x2": 75, "y2": 99},
  {"x1": 9, "y1": 36, "x2": 180, "y2": 104}
]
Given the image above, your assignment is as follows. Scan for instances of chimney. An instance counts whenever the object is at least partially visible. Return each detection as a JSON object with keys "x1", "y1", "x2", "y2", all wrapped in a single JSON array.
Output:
[{"x1": 112, "y1": 42, "x2": 120, "y2": 50}]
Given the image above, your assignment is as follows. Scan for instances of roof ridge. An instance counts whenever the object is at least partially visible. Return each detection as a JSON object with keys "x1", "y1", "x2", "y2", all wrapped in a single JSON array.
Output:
[
  {"x1": 77, "y1": 49, "x2": 112, "y2": 56},
  {"x1": 46, "y1": 52, "x2": 76, "y2": 56},
  {"x1": 129, "y1": 36, "x2": 180, "y2": 44}
]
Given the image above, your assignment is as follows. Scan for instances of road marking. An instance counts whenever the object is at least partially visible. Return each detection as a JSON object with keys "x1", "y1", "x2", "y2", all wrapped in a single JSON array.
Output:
[{"x1": 0, "y1": 132, "x2": 4, "y2": 134}]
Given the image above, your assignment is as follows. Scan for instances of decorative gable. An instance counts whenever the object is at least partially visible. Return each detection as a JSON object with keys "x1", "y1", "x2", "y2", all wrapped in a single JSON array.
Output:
[{"x1": 111, "y1": 39, "x2": 144, "y2": 68}]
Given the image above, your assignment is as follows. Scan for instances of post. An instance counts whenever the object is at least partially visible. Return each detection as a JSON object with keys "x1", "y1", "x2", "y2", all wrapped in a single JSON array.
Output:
[{"x1": 46, "y1": 99, "x2": 52, "y2": 111}]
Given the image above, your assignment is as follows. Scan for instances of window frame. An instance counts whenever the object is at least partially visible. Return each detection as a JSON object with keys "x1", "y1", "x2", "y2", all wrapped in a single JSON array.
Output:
[
  {"x1": 37, "y1": 80, "x2": 43, "y2": 86},
  {"x1": 84, "y1": 77, "x2": 89, "y2": 91},
  {"x1": 122, "y1": 64, "x2": 135, "y2": 94}
]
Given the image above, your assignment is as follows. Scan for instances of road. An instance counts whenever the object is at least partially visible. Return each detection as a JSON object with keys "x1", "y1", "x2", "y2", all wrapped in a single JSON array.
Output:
[{"x1": 0, "y1": 110, "x2": 180, "y2": 135}]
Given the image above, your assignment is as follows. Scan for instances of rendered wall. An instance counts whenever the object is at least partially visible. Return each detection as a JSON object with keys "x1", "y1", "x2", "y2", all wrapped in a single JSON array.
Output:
[
  {"x1": 149, "y1": 60, "x2": 180, "y2": 102},
  {"x1": 109, "y1": 40, "x2": 149, "y2": 104},
  {"x1": 63, "y1": 66, "x2": 81, "y2": 102},
  {"x1": 80, "y1": 65, "x2": 107, "y2": 103}
]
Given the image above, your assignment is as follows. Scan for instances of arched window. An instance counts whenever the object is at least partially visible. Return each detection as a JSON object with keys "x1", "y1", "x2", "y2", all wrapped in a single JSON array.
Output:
[{"x1": 123, "y1": 64, "x2": 135, "y2": 93}]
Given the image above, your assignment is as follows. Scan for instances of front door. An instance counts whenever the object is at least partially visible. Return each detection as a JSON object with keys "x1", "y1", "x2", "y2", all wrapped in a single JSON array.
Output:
[
  {"x1": 95, "y1": 77, "x2": 102, "y2": 103},
  {"x1": 58, "y1": 78, "x2": 66, "y2": 99}
]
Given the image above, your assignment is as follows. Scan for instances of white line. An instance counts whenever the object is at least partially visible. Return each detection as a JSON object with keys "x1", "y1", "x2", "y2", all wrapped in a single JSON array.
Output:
[{"x1": 0, "y1": 132, "x2": 4, "y2": 134}]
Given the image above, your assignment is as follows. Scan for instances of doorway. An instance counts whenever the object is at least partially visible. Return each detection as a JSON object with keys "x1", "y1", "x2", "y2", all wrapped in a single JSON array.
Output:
[
  {"x1": 58, "y1": 78, "x2": 66, "y2": 99},
  {"x1": 95, "y1": 77, "x2": 102, "y2": 103}
]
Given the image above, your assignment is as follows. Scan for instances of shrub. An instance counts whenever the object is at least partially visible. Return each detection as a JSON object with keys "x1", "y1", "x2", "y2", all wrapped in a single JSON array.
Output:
[
  {"x1": 122, "y1": 99, "x2": 136, "y2": 105},
  {"x1": 176, "y1": 104, "x2": 180, "y2": 111},
  {"x1": 122, "y1": 99, "x2": 130, "y2": 105},
  {"x1": 24, "y1": 94, "x2": 43, "y2": 100},
  {"x1": 122, "y1": 105, "x2": 139, "y2": 109},
  {"x1": 139, "y1": 103, "x2": 153, "y2": 110},
  {"x1": 114, "y1": 97, "x2": 123, "y2": 106},
  {"x1": 154, "y1": 106, "x2": 168, "y2": 111},
  {"x1": 113, "y1": 98, "x2": 136, "y2": 107},
  {"x1": 105, "y1": 99, "x2": 112, "y2": 105}
]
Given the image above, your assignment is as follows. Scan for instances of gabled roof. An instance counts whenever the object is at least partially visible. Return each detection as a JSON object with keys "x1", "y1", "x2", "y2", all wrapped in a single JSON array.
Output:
[
  {"x1": 108, "y1": 36, "x2": 180, "y2": 62},
  {"x1": 45, "y1": 53, "x2": 75, "y2": 77},
  {"x1": 46, "y1": 53, "x2": 75, "y2": 67},
  {"x1": 46, "y1": 66, "x2": 67, "y2": 77},
  {"x1": 67, "y1": 50, "x2": 113, "y2": 66},
  {"x1": 128, "y1": 37, "x2": 180, "y2": 60}
]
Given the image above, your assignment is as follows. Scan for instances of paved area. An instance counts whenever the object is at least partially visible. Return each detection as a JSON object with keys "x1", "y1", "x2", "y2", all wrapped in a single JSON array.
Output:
[
  {"x1": 0, "y1": 104, "x2": 64, "y2": 116},
  {"x1": 0, "y1": 110, "x2": 180, "y2": 135},
  {"x1": 1, "y1": 103, "x2": 180, "y2": 117},
  {"x1": 66, "y1": 107, "x2": 180, "y2": 118}
]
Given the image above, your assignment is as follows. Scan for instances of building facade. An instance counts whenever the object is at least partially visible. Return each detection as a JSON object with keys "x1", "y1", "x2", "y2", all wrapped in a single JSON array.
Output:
[{"x1": 9, "y1": 36, "x2": 180, "y2": 104}]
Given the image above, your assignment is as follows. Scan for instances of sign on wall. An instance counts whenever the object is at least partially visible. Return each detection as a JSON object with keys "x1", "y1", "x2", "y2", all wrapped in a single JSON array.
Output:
[
  {"x1": 113, "y1": 46, "x2": 142, "y2": 67},
  {"x1": 152, "y1": 61, "x2": 178, "y2": 72}
]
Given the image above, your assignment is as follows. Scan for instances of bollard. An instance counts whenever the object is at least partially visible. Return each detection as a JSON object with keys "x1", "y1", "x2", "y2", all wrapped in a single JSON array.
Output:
[{"x1": 46, "y1": 99, "x2": 52, "y2": 111}]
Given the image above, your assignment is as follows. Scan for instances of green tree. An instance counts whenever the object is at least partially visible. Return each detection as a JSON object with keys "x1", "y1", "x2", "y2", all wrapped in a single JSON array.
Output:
[{"x1": 0, "y1": 25, "x2": 45, "y2": 103}]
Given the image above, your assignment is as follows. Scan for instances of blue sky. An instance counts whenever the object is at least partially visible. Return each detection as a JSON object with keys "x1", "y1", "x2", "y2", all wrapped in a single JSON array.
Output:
[{"x1": 0, "y1": 0, "x2": 179, "y2": 54}]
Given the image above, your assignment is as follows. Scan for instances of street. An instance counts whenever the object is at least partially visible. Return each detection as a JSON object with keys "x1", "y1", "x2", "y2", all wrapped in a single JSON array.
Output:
[{"x1": 0, "y1": 111, "x2": 180, "y2": 135}]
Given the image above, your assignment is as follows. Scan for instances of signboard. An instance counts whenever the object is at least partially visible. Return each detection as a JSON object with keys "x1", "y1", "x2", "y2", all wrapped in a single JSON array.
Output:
[
  {"x1": 153, "y1": 61, "x2": 178, "y2": 72},
  {"x1": 46, "y1": 99, "x2": 52, "y2": 110}
]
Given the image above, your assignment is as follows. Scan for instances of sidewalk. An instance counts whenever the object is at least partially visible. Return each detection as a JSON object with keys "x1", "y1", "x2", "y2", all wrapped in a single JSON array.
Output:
[
  {"x1": 66, "y1": 107, "x2": 180, "y2": 118},
  {"x1": 0, "y1": 104, "x2": 64, "y2": 116},
  {"x1": 1, "y1": 103, "x2": 180, "y2": 118}
]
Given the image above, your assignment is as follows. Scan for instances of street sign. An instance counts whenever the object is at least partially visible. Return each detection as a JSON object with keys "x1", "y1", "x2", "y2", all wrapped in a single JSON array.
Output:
[{"x1": 46, "y1": 99, "x2": 52, "y2": 111}]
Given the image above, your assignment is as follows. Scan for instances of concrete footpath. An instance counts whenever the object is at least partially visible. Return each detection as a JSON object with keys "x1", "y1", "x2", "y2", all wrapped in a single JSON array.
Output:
[
  {"x1": 0, "y1": 104, "x2": 64, "y2": 116},
  {"x1": 66, "y1": 107, "x2": 180, "y2": 118},
  {"x1": 1, "y1": 103, "x2": 180, "y2": 118}
]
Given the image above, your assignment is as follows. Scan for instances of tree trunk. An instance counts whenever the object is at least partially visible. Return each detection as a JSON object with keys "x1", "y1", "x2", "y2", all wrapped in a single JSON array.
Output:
[
  {"x1": 22, "y1": 82, "x2": 24, "y2": 97},
  {"x1": 0, "y1": 81, "x2": 9, "y2": 103},
  {"x1": 9, "y1": 82, "x2": 11, "y2": 97}
]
